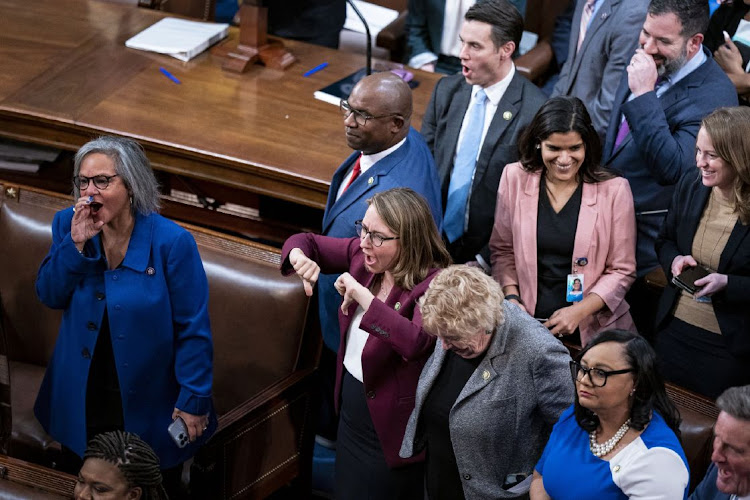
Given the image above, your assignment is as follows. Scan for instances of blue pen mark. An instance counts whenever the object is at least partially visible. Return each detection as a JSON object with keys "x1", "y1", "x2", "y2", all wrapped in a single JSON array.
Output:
[
  {"x1": 303, "y1": 62, "x2": 329, "y2": 77},
  {"x1": 159, "y1": 67, "x2": 181, "y2": 84}
]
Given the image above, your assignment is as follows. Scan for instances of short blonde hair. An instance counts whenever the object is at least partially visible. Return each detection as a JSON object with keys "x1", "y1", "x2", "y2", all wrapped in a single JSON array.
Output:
[{"x1": 419, "y1": 266, "x2": 504, "y2": 339}]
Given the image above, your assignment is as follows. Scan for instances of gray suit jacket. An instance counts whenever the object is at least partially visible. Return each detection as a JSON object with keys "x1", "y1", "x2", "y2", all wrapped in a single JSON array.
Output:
[
  {"x1": 400, "y1": 302, "x2": 574, "y2": 499},
  {"x1": 421, "y1": 71, "x2": 546, "y2": 264},
  {"x1": 552, "y1": 0, "x2": 648, "y2": 140}
]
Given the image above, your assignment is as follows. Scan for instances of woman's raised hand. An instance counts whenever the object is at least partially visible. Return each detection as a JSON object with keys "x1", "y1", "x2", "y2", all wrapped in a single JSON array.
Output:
[
  {"x1": 289, "y1": 248, "x2": 320, "y2": 296},
  {"x1": 334, "y1": 272, "x2": 371, "y2": 315},
  {"x1": 71, "y1": 196, "x2": 104, "y2": 252}
]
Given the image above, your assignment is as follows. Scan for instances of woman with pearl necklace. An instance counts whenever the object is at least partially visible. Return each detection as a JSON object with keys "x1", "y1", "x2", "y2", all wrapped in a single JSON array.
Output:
[{"x1": 530, "y1": 330, "x2": 690, "y2": 499}]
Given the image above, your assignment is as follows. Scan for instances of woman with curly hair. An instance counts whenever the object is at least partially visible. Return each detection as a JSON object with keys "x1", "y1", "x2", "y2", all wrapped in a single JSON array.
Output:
[{"x1": 75, "y1": 431, "x2": 168, "y2": 500}]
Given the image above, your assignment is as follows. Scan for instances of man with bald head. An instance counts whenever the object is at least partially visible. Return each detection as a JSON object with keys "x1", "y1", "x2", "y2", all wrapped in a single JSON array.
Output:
[{"x1": 314, "y1": 72, "x2": 442, "y2": 445}]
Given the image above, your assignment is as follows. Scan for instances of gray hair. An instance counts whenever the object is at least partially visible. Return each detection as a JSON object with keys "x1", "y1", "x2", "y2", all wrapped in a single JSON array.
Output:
[
  {"x1": 717, "y1": 385, "x2": 750, "y2": 422},
  {"x1": 73, "y1": 136, "x2": 160, "y2": 215}
]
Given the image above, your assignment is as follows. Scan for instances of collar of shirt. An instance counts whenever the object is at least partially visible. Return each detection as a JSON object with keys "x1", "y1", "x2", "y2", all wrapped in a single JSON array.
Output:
[
  {"x1": 655, "y1": 44, "x2": 707, "y2": 97},
  {"x1": 360, "y1": 136, "x2": 407, "y2": 174},
  {"x1": 335, "y1": 136, "x2": 407, "y2": 201},
  {"x1": 454, "y1": 64, "x2": 515, "y2": 162},
  {"x1": 472, "y1": 63, "x2": 515, "y2": 106}
]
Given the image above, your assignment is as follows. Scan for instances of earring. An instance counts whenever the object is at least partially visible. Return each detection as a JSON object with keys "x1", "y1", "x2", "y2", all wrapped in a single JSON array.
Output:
[
  {"x1": 129, "y1": 196, "x2": 133, "y2": 205},
  {"x1": 536, "y1": 144, "x2": 541, "y2": 149}
]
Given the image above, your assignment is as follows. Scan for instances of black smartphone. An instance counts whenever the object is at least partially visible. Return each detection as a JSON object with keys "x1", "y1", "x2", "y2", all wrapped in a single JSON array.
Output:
[
  {"x1": 168, "y1": 416, "x2": 190, "y2": 448},
  {"x1": 672, "y1": 265, "x2": 711, "y2": 295}
]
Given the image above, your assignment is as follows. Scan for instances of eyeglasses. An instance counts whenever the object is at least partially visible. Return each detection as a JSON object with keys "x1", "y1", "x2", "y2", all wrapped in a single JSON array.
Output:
[
  {"x1": 354, "y1": 220, "x2": 399, "y2": 247},
  {"x1": 73, "y1": 174, "x2": 119, "y2": 190},
  {"x1": 340, "y1": 100, "x2": 401, "y2": 127},
  {"x1": 569, "y1": 360, "x2": 634, "y2": 388}
]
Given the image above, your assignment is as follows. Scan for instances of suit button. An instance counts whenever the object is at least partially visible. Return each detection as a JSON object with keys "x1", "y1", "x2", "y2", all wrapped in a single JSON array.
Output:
[
  {"x1": 81, "y1": 348, "x2": 91, "y2": 359},
  {"x1": 114, "y1": 304, "x2": 121, "y2": 311},
  {"x1": 112, "y1": 275, "x2": 118, "y2": 281},
  {"x1": 366, "y1": 390, "x2": 376, "y2": 399},
  {"x1": 463, "y1": 473, "x2": 471, "y2": 480},
  {"x1": 87, "y1": 322, "x2": 97, "y2": 331},
  {"x1": 95, "y1": 292, "x2": 105, "y2": 300}
]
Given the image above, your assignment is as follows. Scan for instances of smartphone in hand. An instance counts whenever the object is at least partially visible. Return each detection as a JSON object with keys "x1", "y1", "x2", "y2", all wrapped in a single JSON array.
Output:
[
  {"x1": 672, "y1": 265, "x2": 711, "y2": 295},
  {"x1": 168, "y1": 416, "x2": 190, "y2": 448}
]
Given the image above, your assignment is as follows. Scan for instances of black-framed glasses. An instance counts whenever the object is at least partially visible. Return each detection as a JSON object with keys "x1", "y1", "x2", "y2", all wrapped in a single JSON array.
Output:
[
  {"x1": 354, "y1": 220, "x2": 399, "y2": 247},
  {"x1": 340, "y1": 100, "x2": 401, "y2": 127},
  {"x1": 569, "y1": 360, "x2": 634, "y2": 388},
  {"x1": 73, "y1": 174, "x2": 119, "y2": 190}
]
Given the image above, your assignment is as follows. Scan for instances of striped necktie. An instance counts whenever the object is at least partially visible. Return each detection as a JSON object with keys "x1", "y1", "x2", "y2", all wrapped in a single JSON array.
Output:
[{"x1": 577, "y1": 0, "x2": 596, "y2": 53}]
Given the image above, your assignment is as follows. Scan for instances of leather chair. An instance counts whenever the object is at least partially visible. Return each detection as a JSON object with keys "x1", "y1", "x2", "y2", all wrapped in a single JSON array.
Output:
[{"x1": 0, "y1": 181, "x2": 321, "y2": 499}]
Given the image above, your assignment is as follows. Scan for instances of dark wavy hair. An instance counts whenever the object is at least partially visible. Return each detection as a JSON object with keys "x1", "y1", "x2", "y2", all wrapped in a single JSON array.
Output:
[
  {"x1": 574, "y1": 330, "x2": 682, "y2": 437},
  {"x1": 518, "y1": 96, "x2": 615, "y2": 184}
]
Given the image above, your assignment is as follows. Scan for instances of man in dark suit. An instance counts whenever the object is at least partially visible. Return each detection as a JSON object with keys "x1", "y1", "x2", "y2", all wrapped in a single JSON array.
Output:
[
  {"x1": 421, "y1": 0, "x2": 546, "y2": 265},
  {"x1": 551, "y1": 0, "x2": 649, "y2": 140},
  {"x1": 601, "y1": 0, "x2": 737, "y2": 337},
  {"x1": 316, "y1": 72, "x2": 442, "y2": 441},
  {"x1": 690, "y1": 385, "x2": 750, "y2": 500},
  {"x1": 603, "y1": 0, "x2": 738, "y2": 277}
]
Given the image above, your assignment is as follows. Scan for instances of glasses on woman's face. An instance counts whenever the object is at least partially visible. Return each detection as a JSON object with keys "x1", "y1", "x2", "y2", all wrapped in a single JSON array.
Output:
[
  {"x1": 354, "y1": 220, "x2": 399, "y2": 247},
  {"x1": 569, "y1": 360, "x2": 634, "y2": 388},
  {"x1": 73, "y1": 174, "x2": 119, "y2": 190}
]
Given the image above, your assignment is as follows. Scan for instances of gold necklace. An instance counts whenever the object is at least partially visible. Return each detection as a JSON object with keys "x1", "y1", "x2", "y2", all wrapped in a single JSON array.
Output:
[{"x1": 697, "y1": 191, "x2": 736, "y2": 267}]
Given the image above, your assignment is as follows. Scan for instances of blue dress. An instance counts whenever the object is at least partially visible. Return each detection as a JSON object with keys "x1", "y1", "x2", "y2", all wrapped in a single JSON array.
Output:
[{"x1": 536, "y1": 406, "x2": 689, "y2": 499}]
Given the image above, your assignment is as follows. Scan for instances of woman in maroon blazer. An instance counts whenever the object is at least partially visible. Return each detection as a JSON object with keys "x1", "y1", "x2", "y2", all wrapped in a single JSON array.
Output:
[{"x1": 281, "y1": 187, "x2": 451, "y2": 499}]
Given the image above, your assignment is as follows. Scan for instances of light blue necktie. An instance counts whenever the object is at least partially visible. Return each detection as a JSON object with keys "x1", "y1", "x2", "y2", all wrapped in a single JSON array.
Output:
[{"x1": 444, "y1": 89, "x2": 487, "y2": 243}]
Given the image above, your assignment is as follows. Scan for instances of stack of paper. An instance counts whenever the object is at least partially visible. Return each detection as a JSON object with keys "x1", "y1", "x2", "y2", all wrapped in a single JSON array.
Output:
[
  {"x1": 344, "y1": 1, "x2": 399, "y2": 36},
  {"x1": 125, "y1": 18, "x2": 229, "y2": 62},
  {"x1": 0, "y1": 139, "x2": 59, "y2": 173}
]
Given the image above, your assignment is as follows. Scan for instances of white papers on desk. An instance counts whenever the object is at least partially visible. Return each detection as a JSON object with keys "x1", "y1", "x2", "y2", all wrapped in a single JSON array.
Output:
[
  {"x1": 0, "y1": 139, "x2": 59, "y2": 173},
  {"x1": 125, "y1": 18, "x2": 229, "y2": 62},
  {"x1": 344, "y1": 1, "x2": 399, "y2": 36}
]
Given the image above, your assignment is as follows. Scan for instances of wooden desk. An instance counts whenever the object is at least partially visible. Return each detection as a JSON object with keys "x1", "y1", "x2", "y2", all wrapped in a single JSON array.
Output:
[{"x1": 0, "y1": 0, "x2": 440, "y2": 211}]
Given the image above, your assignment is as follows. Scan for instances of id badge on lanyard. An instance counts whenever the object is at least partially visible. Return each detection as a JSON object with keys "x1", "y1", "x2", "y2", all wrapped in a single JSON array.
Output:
[{"x1": 567, "y1": 257, "x2": 588, "y2": 303}]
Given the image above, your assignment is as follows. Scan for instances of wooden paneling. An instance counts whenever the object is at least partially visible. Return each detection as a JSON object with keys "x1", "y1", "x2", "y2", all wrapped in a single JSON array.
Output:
[{"x1": 0, "y1": 0, "x2": 441, "y2": 210}]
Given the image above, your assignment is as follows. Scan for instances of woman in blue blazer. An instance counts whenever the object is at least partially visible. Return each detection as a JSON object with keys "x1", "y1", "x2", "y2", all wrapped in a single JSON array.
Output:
[
  {"x1": 35, "y1": 137, "x2": 216, "y2": 496},
  {"x1": 655, "y1": 107, "x2": 750, "y2": 399}
]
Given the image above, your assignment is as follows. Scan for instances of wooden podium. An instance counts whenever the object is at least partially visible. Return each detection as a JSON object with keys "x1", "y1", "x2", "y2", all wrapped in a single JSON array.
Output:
[{"x1": 220, "y1": 0, "x2": 296, "y2": 73}]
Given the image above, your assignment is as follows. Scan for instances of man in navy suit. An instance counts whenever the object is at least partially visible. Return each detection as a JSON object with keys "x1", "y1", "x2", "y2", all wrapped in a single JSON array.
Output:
[
  {"x1": 690, "y1": 385, "x2": 750, "y2": 500},
  {"x1": 601, "y1": 0, "x2": 737, "y2": 337},
  {"x1": 316, "y1": 72, "x2": 442, "y2": 441},
  {"x1": 603, "y1": 0, "x2": 738, "y2": 277}
]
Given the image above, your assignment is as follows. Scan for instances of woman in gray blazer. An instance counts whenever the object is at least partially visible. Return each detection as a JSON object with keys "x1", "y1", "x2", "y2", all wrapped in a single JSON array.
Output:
[{"x1": 399, "y1": 266, "x2": 574, "y2": 499}]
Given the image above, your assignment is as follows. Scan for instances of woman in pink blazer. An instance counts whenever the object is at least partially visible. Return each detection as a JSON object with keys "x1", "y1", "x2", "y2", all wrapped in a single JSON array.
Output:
[
  {"x1": 490, "y1": 96, "x2": 637, "y2": 346},
  {"x1": 281, "y1": 188, "x2": 451, "y2": 499}
]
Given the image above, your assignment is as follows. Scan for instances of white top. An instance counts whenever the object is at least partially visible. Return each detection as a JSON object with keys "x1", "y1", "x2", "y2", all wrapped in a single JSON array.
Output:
[
  {"x1": 454, "y1": 64, "x2": 515, "y2": 164},
  {"x1": 335, "y1": 137, "x2": 406, "y2": 201},
  {"x1": 734, "y1": 18, "x2": 750, "y2": 72},
  {"x1": 609, "y1": 435, "x2": 690, "y2": 498},
  {"x1": 441, "y1": 0, "x2": 477, "y2": 58},
  {"x1": 407, "y1": 0, "x2": 476, "y2": 67},
  {"x1": 342, "y1": 306, "x2": 368, "y2": 381}
]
